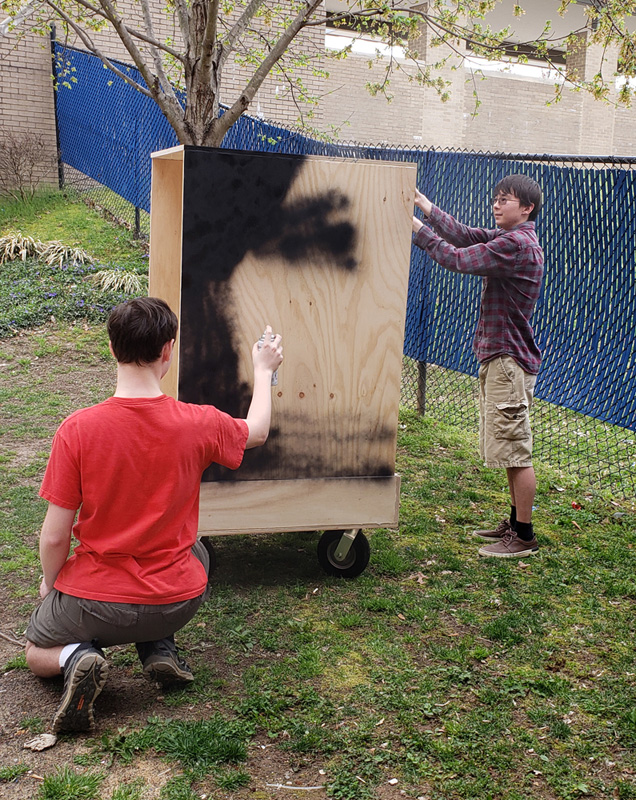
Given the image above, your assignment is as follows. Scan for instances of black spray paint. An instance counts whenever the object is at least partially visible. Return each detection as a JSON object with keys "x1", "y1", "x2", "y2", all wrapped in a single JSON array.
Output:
[{"x1": 176, "y1": 147, "x2": 393, "y2": 480}]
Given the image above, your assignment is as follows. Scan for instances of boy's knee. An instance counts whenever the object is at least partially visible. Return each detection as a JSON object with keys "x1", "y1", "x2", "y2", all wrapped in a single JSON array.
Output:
[{"x1": 25, "y1": 640, "x2": 41, "y2": 674}]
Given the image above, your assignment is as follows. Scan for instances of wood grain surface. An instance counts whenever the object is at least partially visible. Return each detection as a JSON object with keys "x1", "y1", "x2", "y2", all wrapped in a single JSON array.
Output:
[{"x1": 149, "y1": 146, "x2": 415, "y2": 528}]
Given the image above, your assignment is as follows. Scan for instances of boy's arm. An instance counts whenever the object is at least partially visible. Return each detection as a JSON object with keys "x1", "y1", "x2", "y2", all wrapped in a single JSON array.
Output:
[
  {"x1": 244, "y1": 326, "x2": 283, "y2": 449},
  {"x1": 39, "y1": 503, "x2": 75, "y2": 598},
  {"x1": 428, "y1": 207, "x2": 495, "y2": 248},
  {"x1": 414, "y1": 224, "x2": 520, "y2": 277},
  {"x1": 414, "y1": 188, "x2": 433, "y2": 219},
  {"x1": 413, "y1": 188, "x2": 494, "y2": 247}
]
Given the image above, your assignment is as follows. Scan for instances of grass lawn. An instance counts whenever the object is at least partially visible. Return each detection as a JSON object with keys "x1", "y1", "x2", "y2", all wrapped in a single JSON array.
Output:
[{"x1": 0, "y1": 191, "x2": 635, "y2": 800}]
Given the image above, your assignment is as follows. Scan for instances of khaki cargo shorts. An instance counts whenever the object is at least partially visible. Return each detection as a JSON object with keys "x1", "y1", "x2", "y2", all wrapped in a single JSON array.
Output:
[
  {"x1": 26, "y1": 539, "x2": 211, "y2": 649},
  {"x1": 478, "y1": 355, "x2": 536, "y2": 469}
]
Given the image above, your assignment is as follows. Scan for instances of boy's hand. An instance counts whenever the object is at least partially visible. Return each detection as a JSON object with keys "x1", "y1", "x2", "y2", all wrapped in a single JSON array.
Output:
[
  {"x1": 414, "y1": 187, "x2": 433, "y2": 218},
  {"x1": 253, "y1": 325, "x2": 283, "y2": 374},
  {"x1": 412, "y1": 215, "x2": 424, "y2": 234}
]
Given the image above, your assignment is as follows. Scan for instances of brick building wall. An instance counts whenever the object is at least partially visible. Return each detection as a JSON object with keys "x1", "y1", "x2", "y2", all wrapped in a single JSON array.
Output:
[
  {"x1": 320, "y1": 15, "x2": 636, "y2": 157},
  {"x1": 0, "y1": 31, "x2": 58, "y2": 183},
  {"x1": 320, "y1": 51, "x2": 636, "y2": 156},
  {"x1": 460, "y1": 73, "x2": 584, "y2": 155},
  {"x1": 615, "y1": 106, "x2": 636, "y2": 154},
  {"x1": 319, "y1": 53, "x2": 426, "y2": 146}
]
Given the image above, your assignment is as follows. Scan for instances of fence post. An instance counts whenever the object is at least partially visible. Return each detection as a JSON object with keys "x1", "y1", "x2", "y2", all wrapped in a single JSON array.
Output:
[
  {"x1": 135, "y1": 206, "x2": 141, "y2": 238},
  {"x1": 417, "y1": 360, "x2": 427, "y2": 415},
  {"x1": 50, "y1": 26, "x2": 65, "y2": 190}
]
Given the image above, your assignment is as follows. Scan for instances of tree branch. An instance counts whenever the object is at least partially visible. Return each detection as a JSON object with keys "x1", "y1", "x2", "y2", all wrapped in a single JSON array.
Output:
[
  {"x1": 47, "y1": 0, "x2": 189, "y2": 140},
  {"x1": 140, "y1": 0, "x2": 177, "y2": 103},
  {"x1": 95, "y1": 0, "x2": 173, "y2": 97},
  {"x1": 0, "y1": 630, "x2": 24, "y2": 647},
  {"x1": 219, "y1": 0, "x2": 268, "y2": 71},
  {"x1": 46, "y1": 0, "x2": 183, "y2": 60},
  {"x1": 306, "y1": 4, "x2": 589, "y2": 60},
  {"x1": 46, "y1": 0, "x2": 152, "y2": 96},
  {"x1": 198, "y1": 0, "x2": 221, "y2": 78},
  {"x1": 173, "y1": 0, "x2": 191, "y2": 52},
  {"x1": 214, "y1": 0, "x2": 323, "y2": 141}
]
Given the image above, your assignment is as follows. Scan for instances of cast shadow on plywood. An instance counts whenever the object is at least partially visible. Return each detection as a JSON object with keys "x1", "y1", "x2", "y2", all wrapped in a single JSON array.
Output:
[{"x1": 176, "y1": 150, "x2": 359, "y2": 482}]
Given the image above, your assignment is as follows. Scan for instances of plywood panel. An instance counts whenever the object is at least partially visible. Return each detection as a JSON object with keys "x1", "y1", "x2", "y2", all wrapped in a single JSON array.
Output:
[
  {"x1": 149, "y1": 150, "x2": 185, "y2": 400},
  {"x1": 198, "y1": 476, "x2": 400, "y2": 534},
  {"x1": 176, "y1": 147, "x2": 415, "y2": 483}
]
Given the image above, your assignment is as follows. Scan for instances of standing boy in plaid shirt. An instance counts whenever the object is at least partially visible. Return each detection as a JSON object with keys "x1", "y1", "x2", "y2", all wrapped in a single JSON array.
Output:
[{"x1": 412, "y1": 174, "x2": 544, "y2": 558}]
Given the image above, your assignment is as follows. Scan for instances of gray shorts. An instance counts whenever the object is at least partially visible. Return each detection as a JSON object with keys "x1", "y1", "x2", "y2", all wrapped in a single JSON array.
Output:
[
  {"x1": 26, "y1": 539, "x2": 211, "y2": 649},
  {"x1": 478, "y1": 355, "x2": 536, "y2": 469}
]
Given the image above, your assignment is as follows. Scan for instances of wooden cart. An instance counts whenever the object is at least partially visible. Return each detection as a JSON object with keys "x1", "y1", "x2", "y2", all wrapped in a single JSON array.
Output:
[{"x1": 149, "y1": 145, "x2": 416, "y2": 577}]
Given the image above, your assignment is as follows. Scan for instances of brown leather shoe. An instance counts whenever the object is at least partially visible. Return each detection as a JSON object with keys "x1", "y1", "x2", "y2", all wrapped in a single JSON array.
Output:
[
  {"x1": 472, "y1": 519, "x2": 513, "y2": 541},
  {"x1": 478, "y1": 530, "x2": 539, "y2": 559}
]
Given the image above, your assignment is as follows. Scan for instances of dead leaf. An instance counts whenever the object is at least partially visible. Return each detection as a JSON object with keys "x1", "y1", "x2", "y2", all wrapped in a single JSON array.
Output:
[{"x1": 24, "y1": 734, "x2": 57, "y2": 751}]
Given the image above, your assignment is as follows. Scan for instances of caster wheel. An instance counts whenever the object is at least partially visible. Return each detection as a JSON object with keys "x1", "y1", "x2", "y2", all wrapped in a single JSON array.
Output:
[
  {"x1": 317, "y1": 530, "x2": 370, "y2": 578},
  {"x1": 200, "y1": 536, "x2": 217, "y2": 581}
]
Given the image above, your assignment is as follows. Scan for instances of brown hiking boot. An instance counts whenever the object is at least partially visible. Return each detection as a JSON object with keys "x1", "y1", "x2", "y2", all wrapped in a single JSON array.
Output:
[
  {"x1": 136, "y1": 636, "x2": 194, "y2": 687},
  {"x1": 472, "y1": 519, "x2": 513, "y2": 541},
  {"x1": 53, "y1": 643, "x2": 108, "y2": 733},
  {"x1": 478, "y1": 530, "x2": 539, "y2": 559}
]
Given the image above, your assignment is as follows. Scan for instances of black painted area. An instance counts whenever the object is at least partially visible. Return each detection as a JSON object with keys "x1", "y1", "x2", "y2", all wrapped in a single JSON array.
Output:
[{"x1": 176, "y1": 147, "x2": 374, "y2": 481}]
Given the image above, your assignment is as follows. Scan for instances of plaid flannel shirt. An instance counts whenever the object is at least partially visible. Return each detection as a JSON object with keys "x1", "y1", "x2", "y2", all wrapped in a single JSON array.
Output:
[{"x1": 413, "y1": 205, "x2": 544, "y2": 374}]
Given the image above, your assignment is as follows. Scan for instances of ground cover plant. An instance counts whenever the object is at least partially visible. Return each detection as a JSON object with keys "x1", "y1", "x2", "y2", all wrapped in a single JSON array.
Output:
[
  {"x1": 0, "y1": 189, "x2": 148, "y2": 337},
  {"x1": 1, "y1": 191, "x2": 635, "y2": 799}
]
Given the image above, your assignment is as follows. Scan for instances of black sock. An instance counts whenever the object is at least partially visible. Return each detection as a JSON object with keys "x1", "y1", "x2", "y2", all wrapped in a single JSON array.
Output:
[
  {"x1": 515, "y1": 521, "x2": 534, "y2": 541},
  {"x1": 509, "y1": 505, "x2": 517, "y2": 528}
]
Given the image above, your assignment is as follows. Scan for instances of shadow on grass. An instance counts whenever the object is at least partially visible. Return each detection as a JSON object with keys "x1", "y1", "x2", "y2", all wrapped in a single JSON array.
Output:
[{"x1": 206, "y1": 531, "x2": 326, "y2": 587}]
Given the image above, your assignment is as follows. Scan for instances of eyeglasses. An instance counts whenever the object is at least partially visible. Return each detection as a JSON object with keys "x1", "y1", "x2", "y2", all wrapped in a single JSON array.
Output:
[{"x1": 492, "y1": 196, "x2": 520, "y2": 206}]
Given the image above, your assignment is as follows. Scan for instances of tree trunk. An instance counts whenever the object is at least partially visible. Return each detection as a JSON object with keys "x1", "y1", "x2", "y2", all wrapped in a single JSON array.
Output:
[{"x1": 181, "y1": 0, "x2": 223, "y2": 146}]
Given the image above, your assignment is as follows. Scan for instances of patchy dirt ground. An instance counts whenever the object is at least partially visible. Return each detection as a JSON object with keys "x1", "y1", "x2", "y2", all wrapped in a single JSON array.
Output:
[{"x1": 0, "y1": 326, "x2": 413, "y2": 800}]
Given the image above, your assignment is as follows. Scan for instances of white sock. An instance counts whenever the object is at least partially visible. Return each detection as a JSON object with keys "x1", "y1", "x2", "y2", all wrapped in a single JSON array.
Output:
[{"x1": 59, "y1": 643, "x2": 82, "y2": 669}]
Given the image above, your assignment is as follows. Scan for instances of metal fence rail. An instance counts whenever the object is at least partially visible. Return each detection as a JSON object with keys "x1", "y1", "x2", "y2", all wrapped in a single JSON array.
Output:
[{"x1": 52, "y1": 42, "x2": 636, "y2": 497}]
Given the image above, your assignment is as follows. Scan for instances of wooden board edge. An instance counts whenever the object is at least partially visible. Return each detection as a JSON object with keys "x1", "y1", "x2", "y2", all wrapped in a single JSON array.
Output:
[
  {"x1": 149, "y1": 156, "x2": 185, "y2": 399},
  {"x1": 198, "y1": 475, "x2": 401, "y2": 535},
  {"x1": 151, "y1": 145, "x2": 185, "y2": 161}
]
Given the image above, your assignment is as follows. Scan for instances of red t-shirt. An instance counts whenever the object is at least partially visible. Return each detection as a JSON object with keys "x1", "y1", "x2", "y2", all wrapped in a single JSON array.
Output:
[{"x1": 40, "y1": 395, "x2": 248, "y2": 604}]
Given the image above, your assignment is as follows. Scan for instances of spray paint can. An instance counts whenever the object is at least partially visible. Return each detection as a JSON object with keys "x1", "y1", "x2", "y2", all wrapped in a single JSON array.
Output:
[{"x1": 258, "y1": 331, "x2": 279, "y2": 386}]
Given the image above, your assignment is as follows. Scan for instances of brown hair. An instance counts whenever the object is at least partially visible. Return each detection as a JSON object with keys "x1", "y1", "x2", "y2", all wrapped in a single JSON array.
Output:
[
  {"x1": 493, "y1": 174, "x2": 543, "y2": 221},
  {"x1": 107, "y1": 297, "x2": 178, "y2": 365}
]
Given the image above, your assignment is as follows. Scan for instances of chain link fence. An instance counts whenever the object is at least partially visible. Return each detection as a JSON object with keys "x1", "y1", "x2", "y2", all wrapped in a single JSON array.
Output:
[{"x1": 53, "y1": 42, "x2": 636, "y2": 498}]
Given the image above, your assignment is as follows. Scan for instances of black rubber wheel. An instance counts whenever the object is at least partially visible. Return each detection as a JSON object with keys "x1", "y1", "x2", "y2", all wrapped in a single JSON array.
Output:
[
  {"x1": 317, "y1": 530, "x2": 370, "y2": 578},
  {"x1": 200, "y1": 536, "x2": 217, "y2": 582}
]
